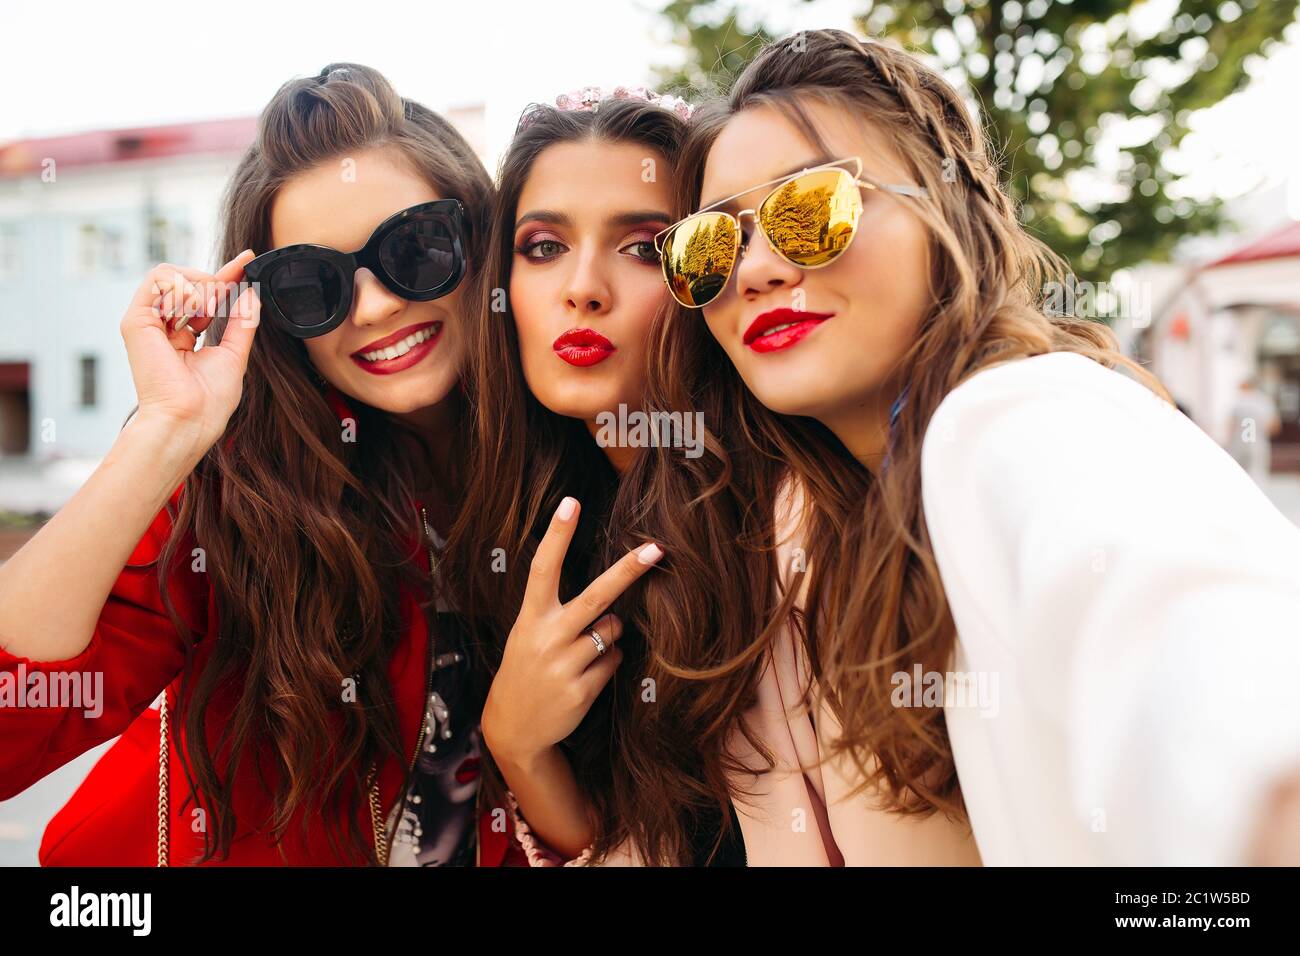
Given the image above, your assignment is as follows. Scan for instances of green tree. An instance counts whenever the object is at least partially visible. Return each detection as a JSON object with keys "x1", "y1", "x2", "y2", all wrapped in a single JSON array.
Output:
[
  {"x1": 761, "y1": 182, "x2": 834, "y2": 256},
  {"x1": 655, "y1": 0, "x2": 1298, "y2": 284},
  {"x1": 655, "y1": 0, "x2": 783, "y2": 95}
]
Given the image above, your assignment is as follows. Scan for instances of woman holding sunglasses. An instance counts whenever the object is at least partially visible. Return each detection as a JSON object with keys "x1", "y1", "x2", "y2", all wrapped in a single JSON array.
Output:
[
  {"x1": 0, "y1": 64, "x2": 511, "y2": 866},
  {"x1": 647, "y1": 29, "x2": 1300, "y2": 865}
]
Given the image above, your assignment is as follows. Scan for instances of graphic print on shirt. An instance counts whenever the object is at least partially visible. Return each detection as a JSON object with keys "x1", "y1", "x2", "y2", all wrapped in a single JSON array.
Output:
[{"x1": 387, "y1": 523, "x2": 484, "y2": 867}]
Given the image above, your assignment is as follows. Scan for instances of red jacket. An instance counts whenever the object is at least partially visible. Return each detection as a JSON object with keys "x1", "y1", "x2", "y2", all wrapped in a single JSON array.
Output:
[
  {"x1": 0, "y1": 390, "x2": 521, "y2": 865},
  {"x1": 0, "y1": 486, "x2": 519, "y2": 866}
]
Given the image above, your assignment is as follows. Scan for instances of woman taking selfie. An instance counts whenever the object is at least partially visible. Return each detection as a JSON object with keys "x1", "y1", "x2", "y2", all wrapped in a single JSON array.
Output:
[
  {"x1": 0, "y1": 64, "x2": 506, "y2": 866},
  {"x1": 650, "y1": 29, "x2": 1300, "y2": 865}
]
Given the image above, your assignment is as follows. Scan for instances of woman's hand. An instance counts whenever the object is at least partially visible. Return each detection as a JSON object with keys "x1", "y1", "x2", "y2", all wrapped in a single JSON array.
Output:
[
  {"x1": 482, "y1": 496, "x2": 664, "y2": 766},
  {"x1": 123, "y1": 250, "x2": 260, "y2": 460}
]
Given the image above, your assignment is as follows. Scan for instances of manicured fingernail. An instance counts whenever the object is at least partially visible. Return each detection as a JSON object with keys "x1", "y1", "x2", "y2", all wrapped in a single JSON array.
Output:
[
  {"x1": 638, "y1": 543, "x2": 663, "y2": 565},
  {"x1": 556, "y1": 496, "x2": 577, "y2": 521},
  {"x1": 206, "y1": 294, "x2": 217, "y2": 317},
  {"x1": 172, "y1": 315, "x2": 190, "y2": 332}
]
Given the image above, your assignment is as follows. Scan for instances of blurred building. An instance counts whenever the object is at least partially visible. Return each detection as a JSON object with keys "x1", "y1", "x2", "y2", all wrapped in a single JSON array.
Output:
[
  {"x1": 0, "y1": 117, "x2": 258, "y2": 464},
  {"x1": 1137, "y1": 219, "x2": 1300, "y2": 472}
]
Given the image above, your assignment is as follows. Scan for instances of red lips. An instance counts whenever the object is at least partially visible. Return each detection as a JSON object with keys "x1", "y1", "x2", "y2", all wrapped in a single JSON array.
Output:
[
  {"x1": 553, "y1": 328, "x2": 616, "y2": 367},
  {"x1": 455, "y1": 756, "x2": 481, "y2": 785},
  {"x1": 349, "y1": 320, "x2": 444, "y2": 376},
  {"x1": 742, "y1": 308, "x2": 833, "y2": 353}
]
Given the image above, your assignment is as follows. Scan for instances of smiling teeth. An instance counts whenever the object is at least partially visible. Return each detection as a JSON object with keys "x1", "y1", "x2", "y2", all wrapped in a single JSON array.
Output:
[
  {"x1": 759, "y1": 322, "x2": 800, "y2": 337},
  {"x1": 359, "y1": 325, "x2": 437, "y2": 362}
]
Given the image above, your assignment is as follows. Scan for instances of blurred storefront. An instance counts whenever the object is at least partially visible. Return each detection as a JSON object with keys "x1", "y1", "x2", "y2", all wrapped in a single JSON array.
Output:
[{"x1": 1138, "y1": 220, "x2": 1300, "y2": 472}]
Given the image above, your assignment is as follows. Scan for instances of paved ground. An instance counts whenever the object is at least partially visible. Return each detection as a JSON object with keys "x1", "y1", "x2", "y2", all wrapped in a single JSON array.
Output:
[{"x1": 0, "y1": 528, "x2": 39, "y2": 562}]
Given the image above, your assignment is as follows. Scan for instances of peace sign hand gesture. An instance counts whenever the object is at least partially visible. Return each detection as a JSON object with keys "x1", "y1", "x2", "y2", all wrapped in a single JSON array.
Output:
[{"x1": 481, "y1": 496, "x2": 665, "y2": 764}]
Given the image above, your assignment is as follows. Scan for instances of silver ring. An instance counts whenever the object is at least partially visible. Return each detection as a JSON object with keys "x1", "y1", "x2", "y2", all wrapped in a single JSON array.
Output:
[{"x1": 587, "y1": 628, "x2": 607, "y2": 656}]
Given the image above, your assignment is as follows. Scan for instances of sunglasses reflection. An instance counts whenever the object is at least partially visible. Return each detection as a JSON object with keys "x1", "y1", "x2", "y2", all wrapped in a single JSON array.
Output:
[{"x1": 663, "y1": 168, "x2": 863, "y2": 307}]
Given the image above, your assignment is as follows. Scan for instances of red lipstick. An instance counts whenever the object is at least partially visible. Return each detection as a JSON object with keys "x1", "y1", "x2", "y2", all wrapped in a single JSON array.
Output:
[
  {"x1": 349, "y1": 320, "x2": 443, "y2": 376},
  {"x1": 742, "y1": 308, "x2": 833, "y2": 353},
  {"x1": 553, "y1": 328, "x2": 616, "y2": 367},
  {"x1": 455, "y1": 756, "x2": 481, "y2": 785}
]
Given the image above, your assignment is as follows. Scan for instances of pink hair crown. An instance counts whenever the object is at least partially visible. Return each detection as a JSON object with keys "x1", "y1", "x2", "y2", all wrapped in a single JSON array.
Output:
[{"x1": 516, "y1": 85, "x2": 695, "y2": 131}]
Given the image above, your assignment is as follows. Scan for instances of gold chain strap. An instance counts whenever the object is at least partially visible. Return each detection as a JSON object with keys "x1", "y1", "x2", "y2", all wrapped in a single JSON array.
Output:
[
  {"x1": 367, "y1": 765, "x2": 388, "y2": 865},
  {"x1": 156, "y1": 689, "x2": 389, "y2": 867},
  {"x1": 156, "y1": 688, "x2": 169, "y2": 867}
]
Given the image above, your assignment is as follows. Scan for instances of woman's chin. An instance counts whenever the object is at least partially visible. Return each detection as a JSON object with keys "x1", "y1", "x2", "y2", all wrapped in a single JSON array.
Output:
[
  {"x1": 355, "y1": 373, "x2": 459, "y2": 417},
  {"x1": 747, "y1": 380, "x2": 826, "y2": 420},
  {"x1": 534, "y1": 387, "x2": 635, "y2": 424}
]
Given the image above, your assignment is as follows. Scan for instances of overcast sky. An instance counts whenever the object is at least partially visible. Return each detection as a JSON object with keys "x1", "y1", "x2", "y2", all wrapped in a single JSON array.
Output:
[
  {"x1": 0, "y1": 1, "x2": 857, "y2": 157},
  {"x1": 2, "y1": 0, "x2": 1297, "y2": 216}
]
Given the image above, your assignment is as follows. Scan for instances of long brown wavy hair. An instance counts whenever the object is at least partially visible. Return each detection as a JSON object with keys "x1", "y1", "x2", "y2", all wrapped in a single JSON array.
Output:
[
  {"x1": 641, "y1": 29, "x2": 1169, "y2": 824},
  {"x1": 445, "y1": 97, "x2": 781, "y2": 864},
  {"x1": 150, "y1": 64, "x2": 492, "y2": 863}
]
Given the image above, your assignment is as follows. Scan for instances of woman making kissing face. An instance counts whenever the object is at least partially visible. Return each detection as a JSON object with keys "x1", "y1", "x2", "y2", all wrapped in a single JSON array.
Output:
[
  {"x1": 448, "y1": 97, "x2": 751, "y2": 866},
  {"x1": 508, "y1": 125, "x2": 673, "y2": 472}
]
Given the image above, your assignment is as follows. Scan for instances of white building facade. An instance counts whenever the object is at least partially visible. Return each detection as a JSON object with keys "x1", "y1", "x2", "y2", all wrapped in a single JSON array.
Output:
[{"x1": 0, "y1": 118, "x2": 256, "y2": 463}]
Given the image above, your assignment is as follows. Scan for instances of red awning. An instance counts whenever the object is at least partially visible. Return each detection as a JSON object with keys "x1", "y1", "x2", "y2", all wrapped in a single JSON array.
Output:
[
  {"x1": 1208, "y1": 220, "x2": 1300, "y2": 268},
  {"x1": 0, "y1": 117, "x2": 257, "y2": 178}
]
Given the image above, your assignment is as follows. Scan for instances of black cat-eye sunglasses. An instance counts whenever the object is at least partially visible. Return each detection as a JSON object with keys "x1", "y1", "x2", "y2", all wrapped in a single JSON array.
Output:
[{"x1": 243, "y1": 199, "x2": 469, "y2": 338}]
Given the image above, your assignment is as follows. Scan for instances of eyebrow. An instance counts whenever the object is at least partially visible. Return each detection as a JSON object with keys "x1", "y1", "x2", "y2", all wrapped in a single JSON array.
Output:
[
  {"x1": 514, "y1": 209, "x2": 569, "y2": 230},
  {"x1": 513, "y1": 208, "x2": 672, "y2": 231},
  {"x1": 700, "y1": 154, "x2": 835, "y2": 212},
  {"x1": 609, "y1": 209, "x2": 672, "y2": 227}
]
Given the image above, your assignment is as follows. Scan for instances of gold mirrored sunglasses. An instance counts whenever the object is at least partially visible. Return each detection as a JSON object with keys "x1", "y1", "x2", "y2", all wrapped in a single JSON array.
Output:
[{"x1": 655, "y1": 157, "x2": 928, "y2": 309}]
